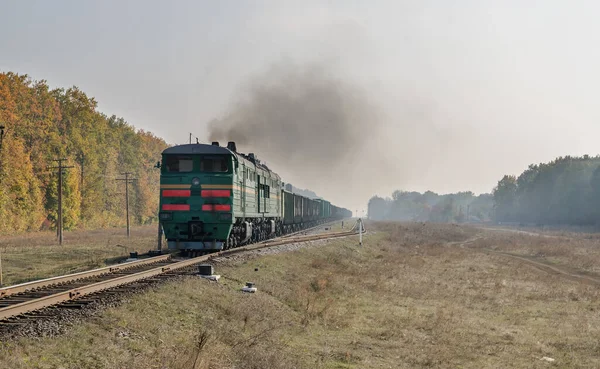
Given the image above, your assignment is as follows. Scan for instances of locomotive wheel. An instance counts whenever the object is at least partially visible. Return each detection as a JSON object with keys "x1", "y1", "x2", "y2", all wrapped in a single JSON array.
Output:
[{"x1": 226, "y1": 234, "x2": 235, "y2": 250}]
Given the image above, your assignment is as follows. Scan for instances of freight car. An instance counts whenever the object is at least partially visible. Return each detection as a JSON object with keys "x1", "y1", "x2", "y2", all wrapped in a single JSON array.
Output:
[{"x1": 158, "y1": 141, "x2": 351, "y2": 251}]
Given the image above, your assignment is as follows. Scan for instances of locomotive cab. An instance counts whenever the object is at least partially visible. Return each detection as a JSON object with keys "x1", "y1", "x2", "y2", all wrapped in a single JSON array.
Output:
[{"x1": 159, "y1": 143, "x2": 236, "y2": 251}]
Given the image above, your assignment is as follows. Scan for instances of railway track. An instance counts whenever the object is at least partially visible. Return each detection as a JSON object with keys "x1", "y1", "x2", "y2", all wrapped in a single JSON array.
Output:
[{"x1": 0, "y1": 221, "x2": 364, "y2": 324}]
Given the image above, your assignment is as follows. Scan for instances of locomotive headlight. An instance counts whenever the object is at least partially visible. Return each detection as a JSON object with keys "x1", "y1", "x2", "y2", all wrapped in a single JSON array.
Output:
[{"x1": 191, "y1": 177, "x2": 200, "y2": 186}]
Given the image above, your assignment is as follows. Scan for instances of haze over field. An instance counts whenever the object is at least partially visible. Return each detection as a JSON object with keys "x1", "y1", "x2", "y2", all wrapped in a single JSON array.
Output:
[{"x1": 2, "y1": 1, "x2": 600, "y2": 213}]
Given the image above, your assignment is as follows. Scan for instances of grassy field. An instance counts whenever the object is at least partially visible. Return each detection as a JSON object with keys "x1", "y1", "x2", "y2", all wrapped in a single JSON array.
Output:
[
  {"x1": 0, "y1": 225, "x2": 159, "y2": 286},
  {"x1": 0, "y1": 221, "x2": 347, "y2": 287},
  {"x1": 2, "y1": 221, "x2": 600, "y2": 368}
]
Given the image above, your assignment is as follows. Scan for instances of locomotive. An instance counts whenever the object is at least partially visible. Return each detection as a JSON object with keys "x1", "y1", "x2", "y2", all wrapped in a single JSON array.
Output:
[{"x1": 158, "y1": 141, "x2": 352, "y2": 251}]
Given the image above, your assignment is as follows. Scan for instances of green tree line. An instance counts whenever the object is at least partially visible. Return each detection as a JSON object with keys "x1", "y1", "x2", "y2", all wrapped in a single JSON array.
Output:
[
  {"x1": 0, "y1": 72, "x2": 168, "y2": 233},
  {"x1": 493, "y1": 155, "x2": 600, "y2": 226},
  {"x1": 368, "y1": 190, "x2": 494, "y2": 223},
  {"x1": 370, "y1": 155, "x2": 600, "y2": 226}
]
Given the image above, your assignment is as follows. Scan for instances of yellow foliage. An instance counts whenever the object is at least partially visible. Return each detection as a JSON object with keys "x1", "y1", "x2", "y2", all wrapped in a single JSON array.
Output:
[{"x1": 0, "y1": 72, "x2": 168, "y2": 234}]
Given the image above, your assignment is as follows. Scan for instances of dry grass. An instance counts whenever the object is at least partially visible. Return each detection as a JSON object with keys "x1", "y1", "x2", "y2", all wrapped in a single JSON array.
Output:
[
  {"x1": 1, "y1": 221, "x2": 600, "y2": 368},
  {"x1": 471, "y1": 227, "x2": 600, "y2": 275},
  {"x1": 0, "y1": 225, "x2": 158, "y2": 286}
]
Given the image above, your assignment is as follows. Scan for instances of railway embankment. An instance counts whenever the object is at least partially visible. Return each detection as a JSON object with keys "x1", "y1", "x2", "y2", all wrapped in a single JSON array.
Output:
[
  {"x1": 2, "y1": 222, "x2": 600, "y2": 368},
  {"x1": 0, "y1": 225, "x2": 159, "y2": 287}
]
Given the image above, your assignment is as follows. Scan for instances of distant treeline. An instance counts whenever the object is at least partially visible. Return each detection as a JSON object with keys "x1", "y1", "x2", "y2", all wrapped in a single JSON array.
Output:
[
  {"x1": 368, "y1": 191, "x2": 494, "y2": 223},
  {"x1": 370, "y1": 155, "x2": 600, "y2": 226},
  {"x1": 0, "y1": 72, "x2": 168, "y2": 233},
  {"x1": 493, "y1": 155, "x2": 600, "y2": 226}
]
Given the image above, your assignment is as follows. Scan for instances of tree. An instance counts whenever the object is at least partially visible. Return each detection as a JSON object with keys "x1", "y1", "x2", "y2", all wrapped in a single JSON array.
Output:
[
  {"x1": 491, "y1": 156, "x2": 600, "y2": 226},
  {"x1": 367, "y1": 196, "x2": 388, "y2": 220},
  {"x1": 493, "y1": 175, "x2": 517, "y2": 222},
  {"x1": 0, "y1": 71, "x2": 168, "y2": 234}
]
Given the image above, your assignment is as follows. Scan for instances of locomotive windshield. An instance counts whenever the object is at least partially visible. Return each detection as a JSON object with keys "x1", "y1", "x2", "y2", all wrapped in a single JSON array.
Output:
[
  {"x1": 200, "y1": 156, "x2": 229, "y2": 173},
  {"x1": 164, "y1": 155, "x2": 193, "y2": 173},
  {"x1": 162, "y1": 155, "x2": 230, "y2": 173}
]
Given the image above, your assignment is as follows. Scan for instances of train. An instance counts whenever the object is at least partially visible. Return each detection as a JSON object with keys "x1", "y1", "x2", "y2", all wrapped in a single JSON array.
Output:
[{"x1": 157, "y1": 141, "x2": 352, "y2": 251}]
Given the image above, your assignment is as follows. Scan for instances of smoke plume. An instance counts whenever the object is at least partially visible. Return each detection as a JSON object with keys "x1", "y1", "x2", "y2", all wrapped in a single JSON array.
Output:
[{"x1": 208, "y1": 62, "x2": 383, "y2": 206}]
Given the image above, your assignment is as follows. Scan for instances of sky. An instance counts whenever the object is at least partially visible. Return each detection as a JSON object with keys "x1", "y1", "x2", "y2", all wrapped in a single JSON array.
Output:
[{"x1": 2, "y1": 0, "x2": 600, "y2": 215}]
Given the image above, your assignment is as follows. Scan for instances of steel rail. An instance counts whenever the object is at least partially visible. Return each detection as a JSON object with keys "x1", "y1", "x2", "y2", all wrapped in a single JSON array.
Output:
[
  {"x1": 0, "y1": 256, "x2": 204, "y2": 320},
  {"x1": 249, "y1": 230, "x2": 356, "y2": 249},
  {"x1": 212, "y1": 221, "x2": 365, "y2": 256},
  {"x1": 278, "y1": 219, "x2": 344, "y2": 239},
  {"x1": 0, "y1": 223, "x2": 365, "y2": 321},
  {"x1": 0, "y1": 254, "x2": 171, "y2": 298}
]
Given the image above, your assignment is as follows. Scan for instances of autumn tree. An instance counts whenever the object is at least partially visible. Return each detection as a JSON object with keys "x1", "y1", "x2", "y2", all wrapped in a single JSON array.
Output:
[{"x1": 0, "y1": 72, "x2": 168, "y2": 234}]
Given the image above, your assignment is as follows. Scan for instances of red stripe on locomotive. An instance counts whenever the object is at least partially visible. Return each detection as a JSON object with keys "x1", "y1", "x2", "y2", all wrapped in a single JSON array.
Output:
[
  {"x1": 162, "y1": 204, "x2": 190, "y2": 211},
  {"x1": 201, "y1": 190, "x2": 230, "y2": 197},
  {"x1": 163, "y1": 190, "x2": 191, "y2": 197},
  {"x1": 202, "y1": 204, "x2": 231, "y2": 211}
]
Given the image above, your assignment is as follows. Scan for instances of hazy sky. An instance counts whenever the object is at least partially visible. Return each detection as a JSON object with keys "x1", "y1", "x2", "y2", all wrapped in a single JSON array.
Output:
[{"x1": 2, "y1": 1, "x2": 600, "y2": 213}]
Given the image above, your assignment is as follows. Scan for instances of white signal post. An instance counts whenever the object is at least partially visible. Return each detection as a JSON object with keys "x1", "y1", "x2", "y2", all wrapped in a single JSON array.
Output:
[{"x1": 359, "y1": 218, "x2": 363, "y2": 246}]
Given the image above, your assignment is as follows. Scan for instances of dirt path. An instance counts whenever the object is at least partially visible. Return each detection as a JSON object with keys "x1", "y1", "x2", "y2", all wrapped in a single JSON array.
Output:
[
  {"x1": 455, "y1": 234, "x2": 600, "y2": 286},
  {"x1": 477, "y1": 226, "x2": 562, "y2": 238},
  {"x1": 484, "y1": 249, "x2": 600, "y2": 285}
]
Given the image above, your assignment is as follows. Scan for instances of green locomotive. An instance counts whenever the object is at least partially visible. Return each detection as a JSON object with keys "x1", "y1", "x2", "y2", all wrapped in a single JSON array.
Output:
[{"x1": 158, "y1": 141, "x2": 351, "y2": 251}]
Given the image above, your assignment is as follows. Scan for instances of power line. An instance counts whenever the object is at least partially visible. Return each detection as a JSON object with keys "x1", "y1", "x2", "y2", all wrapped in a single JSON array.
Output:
[
  {"x1": 116, "y1": 172, "x2": 136, "y2": 237},
  {"x1": 49, "y1": 158, "x2": 74, "y2": 245}
]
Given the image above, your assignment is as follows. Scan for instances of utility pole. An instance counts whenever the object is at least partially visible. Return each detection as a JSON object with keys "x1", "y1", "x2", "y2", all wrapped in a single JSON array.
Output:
[
  {"x1": 0, "y1": 125, "x2": 5, "y2": 152},
  {"x1": 50, "y1": 159, "x2": 74, "y2": 245},
  {"x1": 0, "y1": 125, "x2": 5, "y2": 177},
  {"x1": 157, "y1": 221, "x2": 163, "y2": 251},
  {"x1": 78, "y1": 152, "x2": 85, "y2": 213},
  {"x1": 0, "y1": 125, "x2": 5, "y2": 284},
  {"x1": 79, "y1": 153, "x2": 84, "y2": 193},
  {"x1": 116, "y1": 172, "x2": 136, "y2": 237}
]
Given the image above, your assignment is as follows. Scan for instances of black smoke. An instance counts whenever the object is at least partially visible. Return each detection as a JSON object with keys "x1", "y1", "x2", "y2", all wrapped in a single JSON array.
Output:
[{"x1": 208, "y1": 62, "x2": 382, "y2": 201}]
